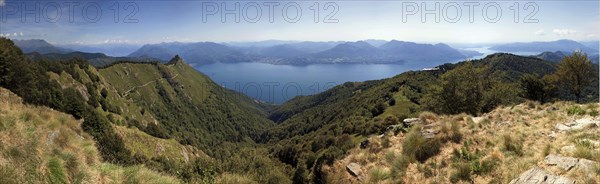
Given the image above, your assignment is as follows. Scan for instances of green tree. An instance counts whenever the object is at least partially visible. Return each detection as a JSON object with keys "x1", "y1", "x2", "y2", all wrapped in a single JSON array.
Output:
[
  {"x1": 424, "y1": 62, "x2": 522, "y2": 115},
  {"x1": 0, "y1": 38, "x2": 24, "y2": 85},
  {"x1": 429, "y1": 62, "x2": 484, "y2": 115},
  {"x1": 292, "y1": 163, "x2": 307, "y2": 184},
  {"x1": 555, "y1": 52, "x2": 594, "y2": 103},
  {"x1": 519, "y1": 74, "x2": 557, "y2": 103}
]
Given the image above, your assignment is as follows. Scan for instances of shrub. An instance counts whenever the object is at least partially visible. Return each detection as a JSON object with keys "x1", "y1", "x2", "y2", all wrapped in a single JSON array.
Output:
[
  {"x1": 543, "y1": 144, "x2": 552, "y2": 156},
  {"x1": 450, "y1": 162, "x2": 472, "y2": 183},
  {"x1": 388, "y1": 98, "x2": 396, "y2": 106},
  {"x1": 217, "y1": 173, "x2": 256, "y2": 184},
  {"x1": 391, "y1": 155, "x2": 411, "y2": 178},
  {"x1": 266, "y1": 171, "x2": 291, "y2": 184},
  {"x1": 402, "y1": 126, "x2": 442, "y2": 162},
  {"x1": 100, "y1": 88, "x2": 109, "y2": 98},
  {"x1": 368, "y1": 167, "x2": 390, "y2": 182},
  {"x1": 472, "y1": 156, "x2": 499, "y2": 175},
  {"x1": 371, "y1": 103, "x2": 387, "y2": 116},
  {"x1": 47, "y1": 157, "x2": 68, "y2": 184},
  {"x1": 589, "y1": 109, "x2": 599, "y2": 117},
  {"x1": 573, "y1": 140, "x2": 597, "y2": 161},
  {"x1": 566, "y1": 106, "x2": 586, "y2": 116},
  {"x1": 384, "y1": 115, "x2": 399, "y2": 125},
  {"x1": 502, "y1": 134, "x2": 523, "y2": 156},
  {"x1": 440, "y1": 121, "x2": 462, "y2": 143},
  {"x1": 382, "y1": 136, "x2": 391, "y2": 148},
  {"x1": 292, "y1": 164, "x2": 307, "y2": 184},
  {"x1": 384, "y1": 150, "x2": 396, "y2": 163},
  {"x1": 419, "y1": 111, "x2": 438, "y2": 123}
]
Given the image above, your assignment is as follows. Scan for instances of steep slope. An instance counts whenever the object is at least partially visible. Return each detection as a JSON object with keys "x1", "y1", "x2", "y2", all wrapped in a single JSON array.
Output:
[
  {"x1": 98, "y1": 56, "x2": 275, "y2": 151},
  {"x1": 265, "y1": 53, "x2": 598, "y2": 182},
  {"x1": 326, "y1": 101, "x2": 600, "y2": 183},
  {"x1": 268, "y1": 53, "x2": 560, "y2": 141},
  {"x1": 0, "y1": 87, "x2": 180, "y2": 184},
  {"x1": 1, "y1": 38, "x2": 289, "y2": 183}
]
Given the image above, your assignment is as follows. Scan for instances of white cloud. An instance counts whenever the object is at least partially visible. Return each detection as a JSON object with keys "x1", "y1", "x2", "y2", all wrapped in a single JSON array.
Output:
[
  {"x1": 587, "y1": 34, "x2": 597, "y2": 38},
  {"x1": 553, "y1": 29, "x2": 577, "y2": 36},
  {"x1": 0, "y1": 0, "x2": 5, "y2": 7},
  {"x1": 534, "y1": 29, "x2": 545, "y2": 36}
]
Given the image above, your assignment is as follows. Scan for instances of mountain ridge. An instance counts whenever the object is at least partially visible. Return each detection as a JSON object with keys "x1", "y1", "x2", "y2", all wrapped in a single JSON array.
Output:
[{"x1": 490, "y1": 39, "x2": 598, "y2": 54}]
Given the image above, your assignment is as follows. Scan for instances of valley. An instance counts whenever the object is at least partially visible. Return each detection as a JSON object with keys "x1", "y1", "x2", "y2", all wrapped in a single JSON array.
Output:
[
  {"x1": 2, "y1": 0, "x2": 599, "y2": 183},
  {"x1": 1, "y1": 37, "x2": 599, "y2": 183}
]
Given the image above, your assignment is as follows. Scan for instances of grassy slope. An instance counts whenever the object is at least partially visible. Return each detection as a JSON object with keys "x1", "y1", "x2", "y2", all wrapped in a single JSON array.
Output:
[
  {"x1": 326, "y1": 101, "x2": 600, "y2": 184},
  {"x1": 113, "y1": 126, "x2": 211, "y2": 164},
  {"x1": 0, "y1": 87, "x2": 179, "y2": 184},
  {"x1": 97, "y1": 61, "x2": 275, "y2": 153}
]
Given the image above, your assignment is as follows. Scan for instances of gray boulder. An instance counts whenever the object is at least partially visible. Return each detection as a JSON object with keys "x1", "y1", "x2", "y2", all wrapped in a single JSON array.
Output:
[
  {"x1": 346, "y1": 163, "x2": 364, "y2": 180},
  {"x1": 555, "y1": 118, "x2": 600, "y2": 132},
  {"x1": 544, "y1": 154, "x2": 579, "y2": 170},
  {"x1": 509, "y1": 167, "x2": 574, "y2": 184}
]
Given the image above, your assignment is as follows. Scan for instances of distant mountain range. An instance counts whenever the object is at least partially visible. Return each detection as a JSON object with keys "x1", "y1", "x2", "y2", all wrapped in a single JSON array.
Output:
[
  {"x1": 15, "y1": 39, "x2": 599, "y2": 66},
  {"x1": 128, "y1": 42, "x2": 252, "y2": 65},
  {"x1": 491, "y1": 39, "x2": 598, "y2": 54},
  {"x1": 13, "y1": 39, "x2": 73, "y2": 54},
  {"x1": 57, "y1": 43, "x2": 142, "y2": 57},
  {"x1": 129, "y1": 40, "x2": 479, "y2": 65}
]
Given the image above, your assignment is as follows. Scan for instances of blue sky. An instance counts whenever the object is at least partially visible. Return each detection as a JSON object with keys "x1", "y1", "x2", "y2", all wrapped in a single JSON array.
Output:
[{"x1": 0, "y1": 0, "x2": 598, "y2": 45}]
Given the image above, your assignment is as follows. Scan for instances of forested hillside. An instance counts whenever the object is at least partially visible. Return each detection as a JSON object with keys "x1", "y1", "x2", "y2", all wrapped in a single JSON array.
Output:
[
  {"x1": 0, "y1": 38, "x2": 289, "y2": 183},
  {"x1": 265, "y1": 52, "x2": 598, "y2": 183},
  {"x1": 2, "y1": 36, "x2": 598, "y2": 183}
]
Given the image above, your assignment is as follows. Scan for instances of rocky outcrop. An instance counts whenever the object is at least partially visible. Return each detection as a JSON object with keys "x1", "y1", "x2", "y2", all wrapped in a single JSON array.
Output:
[
  {"x1": 555, "y1": 118, "x2": 600, "y2": 132},
  {"x1": 544, "y1": 154, "x2": 579, "y2": 170},
  {"x1": 509, "y1": 167, "x2": 575, "y2": 184},
  {"x1": 346, "y1": 163, "x2": 364, "y2": 181},
  {"x1": 545, "y1": 154, "x2": 598, "y2": 171},
  {"x1": 403, "y1": 118, "x2": 421, "y2": 126}
]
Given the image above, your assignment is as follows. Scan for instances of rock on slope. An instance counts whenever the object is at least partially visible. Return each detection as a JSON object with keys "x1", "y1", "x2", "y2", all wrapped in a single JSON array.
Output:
[{"x1": 325, "y1": 101, "x2": 600, "y2": 183}]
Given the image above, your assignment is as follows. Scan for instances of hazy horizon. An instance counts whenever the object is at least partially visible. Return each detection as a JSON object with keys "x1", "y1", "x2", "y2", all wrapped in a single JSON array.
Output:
[{"x1": 1, "y1": 0, "x2": 598, "y2": 45}]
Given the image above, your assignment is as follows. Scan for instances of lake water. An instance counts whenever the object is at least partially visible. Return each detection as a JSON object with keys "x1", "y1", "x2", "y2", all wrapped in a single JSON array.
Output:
[
  {"x1": 195, "y1": 63, "x2": 421, "y2": 104},
  {"x1": 194, "y1": 48, "x2": 538, "y2": 104}
]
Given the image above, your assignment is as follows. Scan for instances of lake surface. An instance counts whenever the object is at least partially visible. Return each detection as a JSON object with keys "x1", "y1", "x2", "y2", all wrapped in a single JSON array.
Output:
[
  {"x1": 195, "y1": 63, "x2": 421, "y2": 104},
  {"x1": 194, "y1": 48, "x2": 538, "y2": 104}
]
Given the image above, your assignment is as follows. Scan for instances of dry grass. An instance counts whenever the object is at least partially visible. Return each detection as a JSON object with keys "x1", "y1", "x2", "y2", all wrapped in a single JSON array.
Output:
[
  {"x1": 327, "y1": 101, "x2": 600, "y2": 183},
  {"x1": 0, "y1": 88, "x2": 180, "y2": 184}
]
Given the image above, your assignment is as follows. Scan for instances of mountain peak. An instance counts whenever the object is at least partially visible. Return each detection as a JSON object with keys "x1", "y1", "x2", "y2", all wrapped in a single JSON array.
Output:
[{"x1": 167, "y1": 54, "x2": 184, "y2": 65}]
